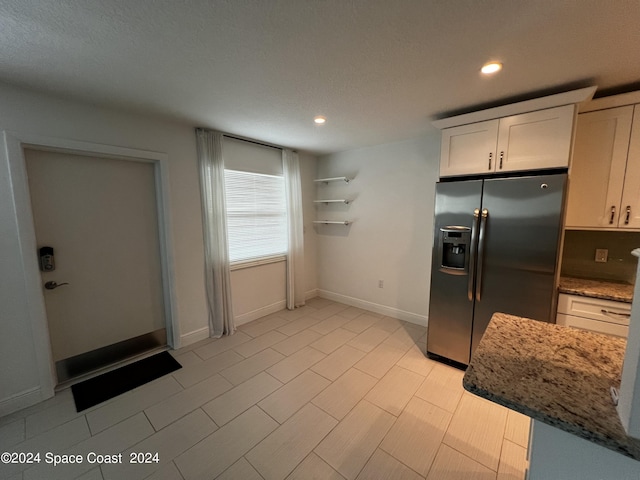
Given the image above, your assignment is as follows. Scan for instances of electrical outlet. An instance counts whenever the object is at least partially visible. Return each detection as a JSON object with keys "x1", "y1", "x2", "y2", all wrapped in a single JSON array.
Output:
[
  {"x1": 378, "y1": 280, "x2": 384, "y2": 288},
  {"x1": 595, "y1": 248, "x2": 608, "y2": 263}
]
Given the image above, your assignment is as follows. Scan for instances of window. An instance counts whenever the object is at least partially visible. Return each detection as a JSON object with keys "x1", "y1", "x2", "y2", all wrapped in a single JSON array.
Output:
[{"x1": 224, "y1": 169, "x2": 287, "y2": 264}]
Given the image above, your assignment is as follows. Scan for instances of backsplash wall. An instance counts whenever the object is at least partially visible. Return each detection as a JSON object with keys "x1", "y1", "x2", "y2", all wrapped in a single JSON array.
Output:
[{"x1": 561, "y1": 230, "x2": 640, "y2": 283}]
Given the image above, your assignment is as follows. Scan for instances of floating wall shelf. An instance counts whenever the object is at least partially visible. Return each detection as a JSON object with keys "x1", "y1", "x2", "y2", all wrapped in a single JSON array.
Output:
[
  {"x1": 313, "y1": 220, "x2": 351, "y2": 225},
  {"x1": 313, "y1": 199, "x2": 351, "y2": 205},
  {"x1": 314, "y1": 177, "x2": 351, "y2": 184}
]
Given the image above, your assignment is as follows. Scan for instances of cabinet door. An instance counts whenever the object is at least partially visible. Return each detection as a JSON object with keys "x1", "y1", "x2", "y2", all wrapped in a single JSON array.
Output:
[
  {"x1": 564, "y1": 106, "x2": 633, "y2": 228},
  {"x1": 439, "y1": 120, "x2": 498, "y2": 177},
  {"x1": 619, "y1": 106, "x2": 640, "y2": 229},
  {"x1": 496, "y1": 104, "x2": 575, "y2": 173}
]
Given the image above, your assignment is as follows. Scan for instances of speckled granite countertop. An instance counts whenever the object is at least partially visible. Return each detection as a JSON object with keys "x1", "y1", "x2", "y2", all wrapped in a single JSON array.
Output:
[
  {"x1": 559, "y1": 276, "x2": 634, "y2": 303},
  {"x1": 463, "y1": 312, "x2": 640, "y2": 460}
]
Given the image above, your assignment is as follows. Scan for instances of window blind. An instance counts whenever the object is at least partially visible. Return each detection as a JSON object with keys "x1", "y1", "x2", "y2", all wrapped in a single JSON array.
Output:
[{"x1": 224, "y1": 169, "x2": 287, "y2": 263}]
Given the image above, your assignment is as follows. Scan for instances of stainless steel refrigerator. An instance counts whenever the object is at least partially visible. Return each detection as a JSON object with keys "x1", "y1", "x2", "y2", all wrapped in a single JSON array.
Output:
[{"x1": 426, "y1": 173, "x2": 566, "y2": 366}]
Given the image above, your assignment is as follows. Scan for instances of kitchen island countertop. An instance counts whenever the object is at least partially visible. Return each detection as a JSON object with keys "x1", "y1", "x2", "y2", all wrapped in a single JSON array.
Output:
[
  {"x1": 463, "y1": 312, "x2": 640, "y2": 460},
  {"x1": 559, "y1": 276, "x2": 634, "y2": 303}
]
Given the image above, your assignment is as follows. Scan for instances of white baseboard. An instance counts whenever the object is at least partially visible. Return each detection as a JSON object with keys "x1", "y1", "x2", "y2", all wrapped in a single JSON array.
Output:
[
  {"x1": 317, "y1": 290, "x2": 428, "y2": 327},
  {"x1": 180, "y1": 326, "x2": 210, "y2": 348},
  {"x1": 0, "y1": 386, "x2": 45, "y2": 417},
  {"x1": 181, "y1": 291, "x2": 321, "y2": 346},
  {"x1": 234, "y1": 300, "x2": 287, "y2": 327}
]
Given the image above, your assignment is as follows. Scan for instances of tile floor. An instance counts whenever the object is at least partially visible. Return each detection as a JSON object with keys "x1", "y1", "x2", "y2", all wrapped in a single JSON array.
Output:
[{"x1": 0, "y1": 298, "x2": 530, "y2": 480}]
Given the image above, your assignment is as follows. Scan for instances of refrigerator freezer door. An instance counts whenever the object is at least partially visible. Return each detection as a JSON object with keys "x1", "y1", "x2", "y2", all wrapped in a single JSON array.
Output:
[
  {"x1": 471, "y1": 174, "x2": 566, "y2": 356},
  {"x1": 427, "y1": 180, "x2": 483, "y2": 365}
]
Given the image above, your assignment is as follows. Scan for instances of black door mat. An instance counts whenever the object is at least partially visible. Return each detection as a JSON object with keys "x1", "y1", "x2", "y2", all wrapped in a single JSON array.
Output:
[{"x1": 71, "y1": 351, "x2": 181, "y2": 412}]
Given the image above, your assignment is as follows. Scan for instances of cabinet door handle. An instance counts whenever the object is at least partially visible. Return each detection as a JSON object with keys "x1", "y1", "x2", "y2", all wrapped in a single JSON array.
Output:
[
  {"x1": 609, "y1": 205, "x2": 616, "y2": 224},
  {"x1": 625, "y1": 205, "x2": 631, "y2": 225},
  {"x1": 601, "y1": 309, "x2": 631, "y2": 318},
  {"x1": 499, "y1": 151, "x2": 504, "y2": 170},
  {"x1": 488, "y1": 152, "x2": 492, "y2": 170}
]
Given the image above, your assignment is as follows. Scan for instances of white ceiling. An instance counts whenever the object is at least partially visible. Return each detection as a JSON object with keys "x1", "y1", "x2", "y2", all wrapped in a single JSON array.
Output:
[{"x1": 1, "y1": 1, "x2": 640, "y2": 155}]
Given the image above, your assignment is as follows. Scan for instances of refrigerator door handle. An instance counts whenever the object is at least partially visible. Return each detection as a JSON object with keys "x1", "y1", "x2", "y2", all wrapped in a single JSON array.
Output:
[
  {"x1": 468, "y1": 208, "x2": 480, "y2": 301},
  {"x1": 476, "y1": 208, "x2": 489, "y2": 302}
]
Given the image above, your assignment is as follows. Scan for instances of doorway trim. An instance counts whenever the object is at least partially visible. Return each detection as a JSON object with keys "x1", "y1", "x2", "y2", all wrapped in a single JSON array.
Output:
[{"x1": 4, "y1": 130, "x2": 180, "y2": 402}]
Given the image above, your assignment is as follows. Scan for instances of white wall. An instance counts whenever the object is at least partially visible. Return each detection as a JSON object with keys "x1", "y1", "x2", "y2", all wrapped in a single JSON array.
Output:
[
  {"x1": 0, "y1": 82, "x2": 318, "y2": 414},
  {"x1": 316, "y1": 134, "x2": 440, "y2": 325}
]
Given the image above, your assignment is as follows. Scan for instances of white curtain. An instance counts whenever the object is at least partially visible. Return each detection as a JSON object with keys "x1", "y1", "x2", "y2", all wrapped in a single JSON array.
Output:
[
  {"x1": 196, "y1": 129, "x2": 235, "y2": 337},
  {"x1": 283, "y1": 149, "x2": 306, "y2": 309}
]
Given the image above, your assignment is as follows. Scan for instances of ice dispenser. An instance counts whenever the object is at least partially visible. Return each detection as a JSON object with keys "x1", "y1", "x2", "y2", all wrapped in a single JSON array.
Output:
[{"x1": 439, "y1": 226, "x2": 471, "y2": 275}]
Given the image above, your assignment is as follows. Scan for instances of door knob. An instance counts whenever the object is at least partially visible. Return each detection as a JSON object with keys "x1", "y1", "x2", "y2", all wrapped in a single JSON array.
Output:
[{"x1": 44, "y1": 281, "x2": 69, "y2": 290}]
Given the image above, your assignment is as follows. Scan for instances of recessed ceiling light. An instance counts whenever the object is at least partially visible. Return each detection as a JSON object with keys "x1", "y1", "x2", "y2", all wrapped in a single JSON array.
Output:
[
  {"x1": 314, "y1": 116, "x2": 326, "y2": 125},
  {"x1": 481, "y1": 62, "x2": 503, "y2": 75}
]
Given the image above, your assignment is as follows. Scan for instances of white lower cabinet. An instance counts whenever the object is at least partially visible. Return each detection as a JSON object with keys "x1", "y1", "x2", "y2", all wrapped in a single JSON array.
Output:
[
  {"x1": 556, "y1": 293, "x2": 630, "y2": 338},
  {"x1": 528, "y1": 420, "x2": 640, "y2": 479}
]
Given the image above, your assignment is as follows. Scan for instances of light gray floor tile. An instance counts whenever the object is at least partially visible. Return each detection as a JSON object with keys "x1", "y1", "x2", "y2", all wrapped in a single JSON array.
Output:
[
  {"x1": 305, "y1": 297, "x2": 335, "y2": 310},
  {"x1": 233, "y1": 330, "x2": 289, "y2": 358},
  {"x1": 3, "y1": 416, "x2": 90, "y2": 477},
  {"x1": 102, "y1": 409, "x2": 216, "y2": 480},
  {"x1": 336, "y1": 306, "x2": 368, "y2": 319},
  {"x1": 382, "y1": 324, "x2": 425, "y2": 351},
  {"x1": 174, "y1": 406, "x2": 278, "y2": 480},
  {"x1": 396, "y1": 344, "x2": 437, "y2": 377},
  {"x1": 4, "y1": 301, "x2": 530, "y2": 480},
  {"x1": 247, "y1": 403, "x2": 338, "y2": 480},
  {"x1": 497, "y1": 439, "x2": 528, "y2": 480},
  {"x1": 443, "y1": 393, "x2": 508, "y2": 471},
  {"x1": 172, "y1": 349, "x2": 244, "y2": 389},
  {"x1": 203, "y1": 371, "x2": 282, "y2": 426},
  {"x1": 193, "y1": 331, "x2": 252, "y2": 360},
  {"x1": 414, "y1": 362, "x2": 465, "y2": 413},
  {"x1": 272, "y1": 329, "x2": 322, "y2": 356},
  {"x1": 239, "y1": 315, "x2": 290, "y2": 338},
  {"x1": 311, "y1": 345, "x2": 367, "y2": 382},
  {"x1": 356, "y1": 449, "x2": 424, "y2": 480},
  {"x1": 169, "y1": 350, "x2": 202, "y2": 368},
  {"x1": 353, "y1": 343, "x2": 406, "y2": 379},
  {"x1": 315, "y1": 400, "x2": 396, "y2": 480},
  {"x1": 217, "y1": 457, "x2": 263, "y2": 480},
  {"x1": 286, "y1": 453, "x2": 346, "y2": 480},
  {"x1": 86, "y1": 376, "x2": 183, "y2": 434},
  {"x1": 145, "y1": 373, "x2": 232, "y2": 430},
  {"x1": 267, "y1": 346, "x2": 326, "y2": 383},
  {"x1": 310, "y1": 328, "x2": 358, "y2": 354},
  {"x1": 426, "y1": 444, "x2": 497, "y2": 480},
  {"x1": 259, "y1": 370, "x2": 331, "y2": 424},
  {"x1": 76, "y1": 468, "x2": 104, "y2": 480},
  {"x1": 365, "y1": 366, "x2": 425, "y2": 416},
  {"x1": 309, "y1": 314, "x2": 351, "y2": 335},
  {"x1": 312, "y1": 368, "x2": 378, "y2": 420},
  {"x1": 380, "y1": 396, "x2": 452, "y2": 476},
  {"x1": 342, "y1": 314, "x2": 381, "y2": 334},
  {"x1": 347, "y1": 325, "x2": 392, "y2": 352},
  {"x1": 0, "y1": 419, "x2": 25, "y2": 450},
  {"x1": 143, "y1": 461, "x2": 184, "y2": 480},
  {"x1": 504, "y1": 410, "x2": 531, "y2": 448},
  {"x1": 308, "y1": 303, "x2": 349, "y2": 320},
  {"x1": 277, "y1": 316, "x2": 322, "y2": 336},
  {"x1": 219, "y1": 348, "x2": 284, "y2": 385},
  {"x1": 24, "y1": 413, "x2": 153, "y2": 480},
  {"x1": 24, "y1": 392, "x2": 82, "y2": 438}
]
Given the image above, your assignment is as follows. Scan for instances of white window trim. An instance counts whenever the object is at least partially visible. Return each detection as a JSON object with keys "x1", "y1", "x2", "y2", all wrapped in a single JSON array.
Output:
[{"x1": 229, "y1": 254, "x2": 287, "y2": 271}]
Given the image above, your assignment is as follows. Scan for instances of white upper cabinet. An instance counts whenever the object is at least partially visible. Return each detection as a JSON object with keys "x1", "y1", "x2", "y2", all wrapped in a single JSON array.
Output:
[
  {"x1": 565, "y1": 105, "x2": 640, "y2": 229},
  {"x1": 439, "y1": 105, "x2": 576, "y2": 177},
  {"x1": 620, "y1": 107, "x2": 640, "y2": 229},
  {"x1": 440, "y1": 120, "x2": 499, "y2": 176},
  {"x1": 496, "y1": 104, "x2": 575, "y2": 173}
]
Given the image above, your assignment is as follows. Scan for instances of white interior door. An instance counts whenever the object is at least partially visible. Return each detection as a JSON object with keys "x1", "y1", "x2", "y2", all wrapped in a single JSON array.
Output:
[{"x1": 25, "y1": 148, "x2": 166, "y2": 363}]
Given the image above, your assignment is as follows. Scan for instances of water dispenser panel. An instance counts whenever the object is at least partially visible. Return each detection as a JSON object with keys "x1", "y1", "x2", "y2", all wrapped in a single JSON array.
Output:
[{"x1": 439, "y1": 226, "x2": 471, "y2": 275}]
